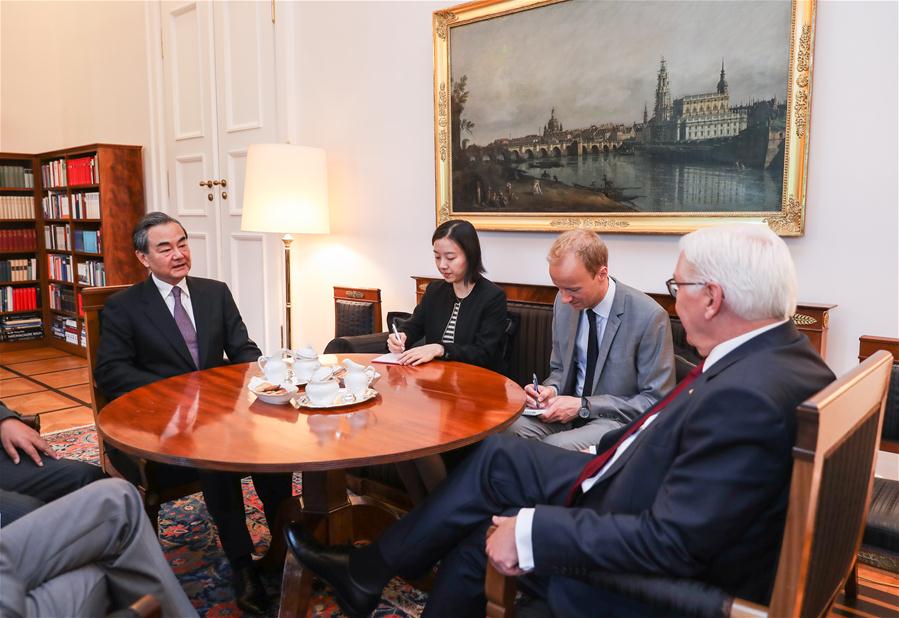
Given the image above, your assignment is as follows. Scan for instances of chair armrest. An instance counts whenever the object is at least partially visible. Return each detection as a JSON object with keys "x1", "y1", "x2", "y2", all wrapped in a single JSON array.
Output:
[
  {"x1": 20, "y1": 414, "x2": 40, "y2": 432},
  {"x1": 323, "y1": 332, "x2": 390, "y2": 354},
  {"x1": 106, "y1": 594, "x2": 161, "y2": 618},
  {"x1": 483, "y1": 526, "x2": 738, "y2": 618}
]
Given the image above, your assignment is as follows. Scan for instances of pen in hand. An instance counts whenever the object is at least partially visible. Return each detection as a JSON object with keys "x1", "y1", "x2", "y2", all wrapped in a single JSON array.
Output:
[
  {"x1": 391, "y1": 322, "x2": 405, "y2": 352},
  {"x1": 532, "y1": 372, "x2": 542, "y2": 408}
]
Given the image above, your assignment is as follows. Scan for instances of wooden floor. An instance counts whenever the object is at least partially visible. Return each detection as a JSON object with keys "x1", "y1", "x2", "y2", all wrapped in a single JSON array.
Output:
[
  {"x1": 0, "y1": 344, "x2": 94, "y2": 432},
  {"x1": 1, "y1": 345, "x2": 897, "y2": 616}
]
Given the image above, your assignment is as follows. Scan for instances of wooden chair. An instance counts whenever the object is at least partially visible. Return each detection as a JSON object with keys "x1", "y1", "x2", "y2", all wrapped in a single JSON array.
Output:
[
  {"x1": 845, "y1": 336, "x2": 899, "y2": 593},
  {"x1": 333, "y1": 286, "x2": 382, "y2": 338},
  {"x1": 82, "y1": 285, "x2": 201, "y2": 532},
  {"x1": 485, "y1": 351, "x2": 894, "y2": 618}
]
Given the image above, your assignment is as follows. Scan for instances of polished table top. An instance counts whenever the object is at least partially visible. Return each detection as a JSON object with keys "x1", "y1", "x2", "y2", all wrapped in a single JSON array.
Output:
[{"x1": 97, "y1": 354, "x2": 526, "y2": 473}]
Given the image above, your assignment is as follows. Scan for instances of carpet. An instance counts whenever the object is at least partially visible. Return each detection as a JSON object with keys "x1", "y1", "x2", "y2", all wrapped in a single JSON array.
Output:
[{"x1": 48, "y1": 425, "x2": 428, "y2": 617}]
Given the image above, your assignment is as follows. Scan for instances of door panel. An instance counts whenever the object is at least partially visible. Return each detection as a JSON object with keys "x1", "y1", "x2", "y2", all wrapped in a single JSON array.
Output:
[
  {"x1": 213, "y1": 1, "x2": 279, "y2": 350},
  {"x1": 162, "y1": 0, "x2": 221, "y2": 281},
  {"x1": 161, "y1": 0, "x2": 281, "y2": 352}
]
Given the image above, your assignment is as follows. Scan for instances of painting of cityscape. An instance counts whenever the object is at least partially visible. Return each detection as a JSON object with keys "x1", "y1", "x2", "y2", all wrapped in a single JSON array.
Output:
[{"x1": 433, "y1": 0, "x2": 816, "y2": 234}]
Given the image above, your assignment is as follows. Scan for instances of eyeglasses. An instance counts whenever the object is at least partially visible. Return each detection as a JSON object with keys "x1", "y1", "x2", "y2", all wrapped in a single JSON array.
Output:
[{"x1": 665, "y1": 278, "x2": 707, "y2": 298}]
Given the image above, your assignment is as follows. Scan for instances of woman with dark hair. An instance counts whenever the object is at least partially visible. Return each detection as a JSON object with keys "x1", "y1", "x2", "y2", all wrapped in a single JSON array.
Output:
[{"x1": 388, "y1": 219, "x2": 508, "y2": 374}]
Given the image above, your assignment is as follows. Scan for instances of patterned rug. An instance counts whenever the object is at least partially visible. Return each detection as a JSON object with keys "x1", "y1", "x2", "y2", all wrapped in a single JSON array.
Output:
[{"x1": 47, "y1": 425, "x2": 428, "y2": 617}]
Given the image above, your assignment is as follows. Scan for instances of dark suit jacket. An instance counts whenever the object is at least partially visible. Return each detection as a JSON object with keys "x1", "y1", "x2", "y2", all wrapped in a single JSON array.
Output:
[
  {"x1": 94, "y1": 276, "x2": 261, "y2": 401},
  {"x1": 531, "y1": 321, "x2": 835, "y2": 608},
  {"x1": 400, "y1": 278, "x2": 508, "y2": 374}
]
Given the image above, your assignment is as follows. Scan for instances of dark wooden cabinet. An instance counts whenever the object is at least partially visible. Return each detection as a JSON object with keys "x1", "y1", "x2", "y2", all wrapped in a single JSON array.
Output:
[{"x1": 0, "y1": 144, "x2": 146, "y2": 357}]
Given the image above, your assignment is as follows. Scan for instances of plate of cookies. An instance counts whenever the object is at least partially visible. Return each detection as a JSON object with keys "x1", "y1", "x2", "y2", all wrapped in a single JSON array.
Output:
[{"x1": 248, "y1": 377, "x2": 299, "y2": 405}]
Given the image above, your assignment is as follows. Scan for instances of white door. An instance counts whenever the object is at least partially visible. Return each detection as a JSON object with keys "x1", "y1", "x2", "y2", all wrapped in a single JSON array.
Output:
[{"x1": 161, "y1": 0, "x2": 281, "y2": 351}]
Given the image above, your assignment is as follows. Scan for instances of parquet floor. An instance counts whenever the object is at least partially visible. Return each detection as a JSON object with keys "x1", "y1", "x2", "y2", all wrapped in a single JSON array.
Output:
[
  {"x1": 0, "y1": 346, "x2": 896, "y2": 616},
  {"x1": 0, "y1": 345, "x2": 93, "y2": 433}
]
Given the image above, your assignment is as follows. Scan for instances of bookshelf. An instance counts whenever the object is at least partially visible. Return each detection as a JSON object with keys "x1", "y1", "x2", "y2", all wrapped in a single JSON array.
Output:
[{"x1": 0, "y1": 144, "x2": 145, "y2": 356}]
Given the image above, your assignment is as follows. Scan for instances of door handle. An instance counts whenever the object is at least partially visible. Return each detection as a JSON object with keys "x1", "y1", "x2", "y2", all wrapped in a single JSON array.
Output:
[
  {"x1": 212, "y1": 178, "x2": 227, "y2": 187},
  {"x1": 199, "y1": 180, "x2": 213, "y2": 188}
]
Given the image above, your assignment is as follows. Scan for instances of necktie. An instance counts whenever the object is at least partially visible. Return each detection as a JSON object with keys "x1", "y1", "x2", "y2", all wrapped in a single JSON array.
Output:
[
  {"x1": 580, "y1": 309, "x2": 599, "y2": 398},
  {"x1": 565, "y1": 361, "x2": 705, "y2": 505},
  {"x1": 171, "y1": 286, "x2": 199, "y2": 368}
]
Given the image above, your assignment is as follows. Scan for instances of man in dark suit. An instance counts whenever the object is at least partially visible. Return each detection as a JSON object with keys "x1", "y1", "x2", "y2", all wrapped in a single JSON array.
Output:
[
  {"x1": 1, "y1": 401, "x2": 104, "y2": 526},
  {"x1": 286, "y1": 223, "x2": 835, "y2": 617},
  {"x1": 94, "y1": 211, "x2": 292, "y2": 615},
  {"x1": 509, "y1": 230, "x2": 676, "y2": 451}
]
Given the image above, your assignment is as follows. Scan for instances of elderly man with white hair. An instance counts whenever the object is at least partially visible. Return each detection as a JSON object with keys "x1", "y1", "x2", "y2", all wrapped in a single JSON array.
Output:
[{"x1": 285, "y1": 224, "x2": 835, "y2": 618}]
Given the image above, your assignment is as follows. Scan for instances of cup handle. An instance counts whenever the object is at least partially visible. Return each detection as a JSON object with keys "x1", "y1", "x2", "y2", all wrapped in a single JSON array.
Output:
[{"x1": 257, "y1": 356, "x2": 267, "y2": 372}]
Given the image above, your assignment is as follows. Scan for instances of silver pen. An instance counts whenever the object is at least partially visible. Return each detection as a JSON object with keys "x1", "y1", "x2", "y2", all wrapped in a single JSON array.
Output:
[
  {"x1": 532, "y1": 372, "x2": 541, "y2": 407},
  {"x1": 391, "y1": 322, "x2": 404, "y2": 350}
]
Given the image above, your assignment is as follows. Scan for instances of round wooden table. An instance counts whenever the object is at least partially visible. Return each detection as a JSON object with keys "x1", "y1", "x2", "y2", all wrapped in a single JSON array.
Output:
[{"x1": 97, "y1": 353, "x2": 525, "y2": 616}]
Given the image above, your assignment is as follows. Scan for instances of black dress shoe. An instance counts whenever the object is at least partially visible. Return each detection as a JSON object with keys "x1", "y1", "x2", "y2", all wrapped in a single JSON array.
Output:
[
  {"x1": 284, "y1": 523, "x2": 380, "y2": 618},
  {"x1": 233, "y1": 565, "x2": 271, "y2": 615}
]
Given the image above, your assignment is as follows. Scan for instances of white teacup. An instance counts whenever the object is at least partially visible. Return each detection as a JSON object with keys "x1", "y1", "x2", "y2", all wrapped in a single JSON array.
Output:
[{"x1": 306, "y1": 367, "x2": 340, "y2": 406}]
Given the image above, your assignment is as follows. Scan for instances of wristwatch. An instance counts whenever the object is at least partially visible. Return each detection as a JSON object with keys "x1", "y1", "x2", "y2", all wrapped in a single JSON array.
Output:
[{"x1": 578, "y1": 397, "x2": 591, "y2": 419}]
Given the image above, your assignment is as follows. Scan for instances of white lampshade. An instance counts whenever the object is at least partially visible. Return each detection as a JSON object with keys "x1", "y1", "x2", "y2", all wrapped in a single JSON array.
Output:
[{"x1": 241, "y1": 143, "x2": 329, "y2": 234}]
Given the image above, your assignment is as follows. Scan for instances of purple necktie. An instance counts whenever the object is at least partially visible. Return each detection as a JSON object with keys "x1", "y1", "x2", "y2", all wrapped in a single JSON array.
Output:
[{"x1": 171, "y1": 286, "x2": 199, "y2": 368}]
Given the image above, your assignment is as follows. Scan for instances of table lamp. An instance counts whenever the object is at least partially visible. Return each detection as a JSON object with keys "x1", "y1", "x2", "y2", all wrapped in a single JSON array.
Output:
[{"x1": 241, "y1": 143, "x2": 329, "y2": 348}]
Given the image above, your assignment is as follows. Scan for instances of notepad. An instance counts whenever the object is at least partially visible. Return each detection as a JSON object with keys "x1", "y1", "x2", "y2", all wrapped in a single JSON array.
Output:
[
  {"x1": 372, "y1": 352, "x2": 403, "y2": 365},
  {"x1": 522, "y1": 408, "x2": 545, "y2": 416}
]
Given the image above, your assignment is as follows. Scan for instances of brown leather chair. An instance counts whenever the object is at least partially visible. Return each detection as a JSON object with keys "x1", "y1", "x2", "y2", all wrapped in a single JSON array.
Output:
[
  {"x1": 333, "y1": 286, "x2": 382, "y2": 338},
  {"x1": 485, "y1": 351, "x2": 894, "y2": 618},
  {"x1": 82, "y1": 285, "x2": 201, "y2": 532}
]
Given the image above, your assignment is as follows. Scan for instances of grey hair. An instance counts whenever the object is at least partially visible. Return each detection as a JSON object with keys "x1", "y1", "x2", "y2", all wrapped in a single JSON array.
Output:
[
  {"x1": 132, "y1": 212, "x2": 187, "y2": 253},
  {"x1": 679, "y1": 224, "x2": 796, "y2": 321}
]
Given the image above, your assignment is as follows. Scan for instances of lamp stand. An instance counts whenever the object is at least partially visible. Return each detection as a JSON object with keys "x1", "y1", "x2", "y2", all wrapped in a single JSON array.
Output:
[{"x1": 281, "y1": 234, "x2": 294, "y2": 349}]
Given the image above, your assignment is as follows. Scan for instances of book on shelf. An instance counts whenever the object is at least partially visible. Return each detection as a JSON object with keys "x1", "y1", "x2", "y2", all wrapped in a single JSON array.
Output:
[
  {"x1": 48, "y1": 283, "x2": 76, "y2": 313},
  {"x1": 44, "y1": 224, "x2": 70, "y2": 251},
  {"x1": 0, "y1": 312, "x2": 43, "y2": 342},
  {"x1": 1, "y1": 285, "x2": 39, "y2": 312},
  {"x1": 47, "y1": 254, "x2": 74, "y2": 282},
  {"x1": 72, "y1": 191, "x2": 100, "y2": 218},
  {"x1": 41, "y1": 159, "x2": 67, "y2": 188},
  {"x1": 0, "y1": 229, "x2": 37, "y2": 252},
  {"x1": 0, "y1": 165, "x2": 33, "y2": 188},
  {"x1": 73, "y1": 229, "x2": 101, "y2": 253},
  {"x1": 41, "y1": 192, "x2": 69, "y2": 219},
  {"x1": 66, "y1": 155, "x2": 98, "y2": 186},
  {"x1": 0, "y1": 258, "x2": 38, "y2": 282},
  {"x1": 77, "y1": 259, "x2": 105, "y2": 286},
  {"x1": 0, "y1": 195, "x2": 35, "y2": 219}
]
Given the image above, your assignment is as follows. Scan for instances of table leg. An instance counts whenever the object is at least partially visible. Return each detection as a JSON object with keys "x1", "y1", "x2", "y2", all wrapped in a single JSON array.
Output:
[{"x1": 276, "y1": 470, "x2": 404, "y2": 617}]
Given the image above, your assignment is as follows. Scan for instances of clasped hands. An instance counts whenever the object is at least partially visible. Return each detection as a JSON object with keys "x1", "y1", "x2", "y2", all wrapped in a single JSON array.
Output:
[
  {"x1": 523, "y1": 383, "x2": 582, "y2": 423},
  {"x1": 387, "y1": 332, "x2": 445, "y2": 366},
  {"x1": 486, "y1": 515, "x2": 526, "y2": 576}
]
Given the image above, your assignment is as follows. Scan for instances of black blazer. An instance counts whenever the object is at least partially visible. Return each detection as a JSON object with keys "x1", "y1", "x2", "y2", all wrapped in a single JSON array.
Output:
[
  {"x1": 94, "y1": 276, "x2": 261, "y2": 401},
  {"x1": 531, "y1": 322, "x2": 835, "y2": 610},
  {"x1": 400, "y1": 278, "x2": 507, "y2": 374}
]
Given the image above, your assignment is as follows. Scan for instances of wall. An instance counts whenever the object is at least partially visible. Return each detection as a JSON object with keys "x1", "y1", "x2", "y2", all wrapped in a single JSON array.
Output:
[
  {"x1": 288, "y1": 1, "x2": 898, "y2": 475},
  {"x1": 0, "y1": 1, "x2": 152, "y2": 159}
]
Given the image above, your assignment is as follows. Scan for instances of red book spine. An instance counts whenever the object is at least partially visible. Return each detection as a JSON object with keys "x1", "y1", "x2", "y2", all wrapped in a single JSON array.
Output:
[{"x1": 30, "y1": 286, "x2": 37, "y2": 310}]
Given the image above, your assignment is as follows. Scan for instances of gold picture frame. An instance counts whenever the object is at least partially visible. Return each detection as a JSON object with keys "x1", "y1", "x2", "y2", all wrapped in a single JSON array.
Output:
[{"x1": 433, "y1": 0, "x2": 816, "y2": 235}]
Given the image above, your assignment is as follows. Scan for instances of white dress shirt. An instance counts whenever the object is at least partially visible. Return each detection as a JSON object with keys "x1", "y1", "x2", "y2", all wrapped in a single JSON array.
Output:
[
  {"x1": 573, "y1": 278, "x2": 616, "y2": 397},
  {"x1": 514, "y1": 318, "x2": 789, "y2": 571},
  {"x1": 151, "y1": 274, "x2": 196, "y2": 330}
]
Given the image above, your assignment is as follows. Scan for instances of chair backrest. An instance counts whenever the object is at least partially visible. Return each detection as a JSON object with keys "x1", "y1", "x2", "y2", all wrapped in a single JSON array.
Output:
[
  {"x1": 505, "y1": 301, "x2": 554, "y2": 385},
  {"x1": 767, "y1": 350, "x2": 892, "y2": 618},
  {"x1": 333, "y1": 286, "x2": 382, "y2": 338},
  {"x1": 859, "y1": 335, "x2": 899, "y2": 451},
  {"x1": 82, "y1": 285, "x2": 130, "y2": 469}
]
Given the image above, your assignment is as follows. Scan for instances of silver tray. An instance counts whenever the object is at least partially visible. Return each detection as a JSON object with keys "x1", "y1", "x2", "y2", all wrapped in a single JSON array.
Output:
[{"x1": 291, "y1": 387, "x2": 378, "y2": 410}]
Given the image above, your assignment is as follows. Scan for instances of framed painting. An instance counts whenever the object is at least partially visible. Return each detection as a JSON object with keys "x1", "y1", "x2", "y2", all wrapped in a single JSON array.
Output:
[{"x1": 433, "y1": 0, "x2": 816, "y2": 235}]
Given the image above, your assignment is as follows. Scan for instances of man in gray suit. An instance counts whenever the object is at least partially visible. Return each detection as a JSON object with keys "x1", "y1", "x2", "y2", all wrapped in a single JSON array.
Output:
[
  {"x1": 1, "y1": 478, "x2": 197, "y2": 617},
  {"x1": 508, "y1": 230, "x2": 675, "y2": 450}
]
